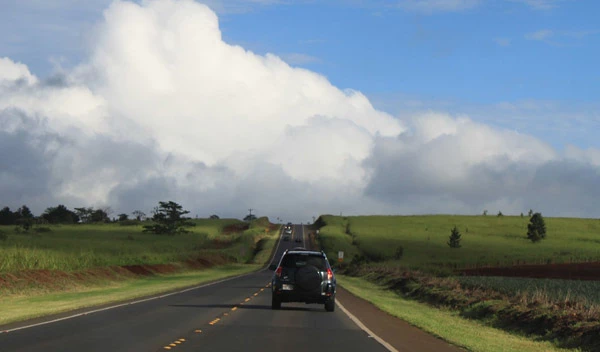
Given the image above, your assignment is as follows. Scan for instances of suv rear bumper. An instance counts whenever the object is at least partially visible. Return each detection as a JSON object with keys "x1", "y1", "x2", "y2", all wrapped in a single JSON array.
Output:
[
  {"x1": 274, "y1": 290, "x2": 335, "y2": 304},
  {"x1": 272, "y1": 283, "x2": 335, "y2": 304}
]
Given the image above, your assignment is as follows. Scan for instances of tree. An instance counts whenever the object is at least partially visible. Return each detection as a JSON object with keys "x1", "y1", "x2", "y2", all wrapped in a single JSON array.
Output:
[
  {"x1": 528, "y1": 209, "x2": 533, "y2": 217},
  {"x1": 17, "y1": 205, "x2": 33, "y2": 219},
  {"x1": 527, "y1": 212, "x2": 546, "y2": 243},
  {"x1": 447, "y1": 226, "x2": 462, "y2": 248},
  {"x1": 118, "y1": 213, "x2": 129, "y2": 221},
  {"x1": 74, "y1": 207, "x2": 94, "y2": 223},
  {"x1": 482, "y1": 210, "x2": 488, "y2": 216},
  {"x1": 143, "y1": 201, "x2": 193, "y2": 235},
  {"x1": 132, "y1": 210, "x2": 146, "y2": 221},
  {"x1": 0, "y1": 207, "x2": 16, "y2": 225},
  {"x1": 209, "y1": 214, "x2": 220, "y2": 219},
  {"x1": 244, "y1": 214, "x2": 257, "y2": 222},
  {"x1": 90, "y1": 209, "x2": 109, "y2": 223},
  {"x1": 43, "y1": 205, "x2": 79, "y2": 224},
  {"x1": 497, "y1": 211, "x2": 503, "y2": 217},
  {"x1": 394, "y1": 245, "x2": 404, "y2": 260}
]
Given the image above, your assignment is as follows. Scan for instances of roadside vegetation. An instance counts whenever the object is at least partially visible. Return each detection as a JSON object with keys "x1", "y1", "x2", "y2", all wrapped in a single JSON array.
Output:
[
  {"x1": 315, "y1": 214, "x2": 600, "y2": 351},
  {"x1": 0, "y1": 201, "x2": 281, "y2": 325}
]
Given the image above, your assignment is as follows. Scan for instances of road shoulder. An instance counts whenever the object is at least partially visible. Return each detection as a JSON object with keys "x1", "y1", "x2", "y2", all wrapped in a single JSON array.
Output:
[{"x1": 337, "y1": 285, "x2": 463, "y2": 352}]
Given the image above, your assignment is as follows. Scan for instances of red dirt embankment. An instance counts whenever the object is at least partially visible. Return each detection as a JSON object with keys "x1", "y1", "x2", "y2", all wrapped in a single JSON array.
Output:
[
  {"x1": 0, "y1": 254, "x2": 232, "y2": 294},
  {"x1": 461, "y1": 261, "x2": 600, "y2": 281}
]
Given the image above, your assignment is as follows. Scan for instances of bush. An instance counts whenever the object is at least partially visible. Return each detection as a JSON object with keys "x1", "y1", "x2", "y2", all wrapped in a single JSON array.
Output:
[
  {"x1": 34, "y1": 227, "x2": 52, "y2": 233},
  {"x1": 527, "y1": 212, "x2": 547, "y2": 243},
  {"x1": 394, "y1": 245, "x2": 404, "y2": 260},
  {"x1": 0, "y1": 230, "x2": 7, "y2": 241},
  {"x1": 448, "y1": 226, "x2": 462, "y2": 248}
]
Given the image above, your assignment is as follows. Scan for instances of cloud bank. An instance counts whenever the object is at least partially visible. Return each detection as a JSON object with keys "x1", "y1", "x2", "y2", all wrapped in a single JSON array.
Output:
[{"x1": 1, "y1": 0, "x2": 599, "y2": 221}]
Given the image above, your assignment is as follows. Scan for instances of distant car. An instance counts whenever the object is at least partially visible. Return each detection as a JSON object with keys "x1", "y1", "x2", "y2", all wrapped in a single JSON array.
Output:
[{"x1": 270, "y1": 249, "x2": 336, "y2": 312}]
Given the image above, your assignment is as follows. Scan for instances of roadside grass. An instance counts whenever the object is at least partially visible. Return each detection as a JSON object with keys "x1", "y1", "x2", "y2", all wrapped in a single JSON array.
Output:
[
  {"x1": 318, "y1": 215, "x2": 600, "y2": 272},
  {"x1": 318, "y1": 215, "x2": 600, "y2": 351},
  {"x1": 338, "y1": 275, "x2": 579, "y2": 352},
  {"x1": 0, "y1": 217, "x2": 282, "y2": 326},
  {"x1": 250, "y1": 226, "x2": 281, "y2": 265},
  {"x1": 0, "y1": 218, "x2": 258, "y2": 272},
  {"x1": 0, "y1": 264, "x2": 259, "y2": 327}
]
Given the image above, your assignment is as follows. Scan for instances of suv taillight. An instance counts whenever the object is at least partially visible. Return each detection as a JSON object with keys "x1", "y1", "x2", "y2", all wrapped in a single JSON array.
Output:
[
  {"x1": 275, "y1": 266, "x2": 283, "y2": 277},
  {"x1": 327, "y1": 268, "x2": 333, "y2": 281}
]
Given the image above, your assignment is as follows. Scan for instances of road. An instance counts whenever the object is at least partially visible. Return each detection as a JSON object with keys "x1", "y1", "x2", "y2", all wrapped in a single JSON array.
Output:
[{"x1": 0, "y1": 225, "x2": 460, "y2": 352}]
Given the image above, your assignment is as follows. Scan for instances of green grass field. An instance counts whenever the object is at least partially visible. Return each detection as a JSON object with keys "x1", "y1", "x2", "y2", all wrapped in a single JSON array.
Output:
[
  {"x1": 0, "y1": 218, "x2": 272, "y2": 272},
  {"x1": 318, "y1": 215, "x2": 600, "y2": 351},
  {"x1": 318, "y1": 214, "x2": 600, "y2": 272},
  {"x1": 0, "y1": 218, "x2": 281, "y2": 325}
]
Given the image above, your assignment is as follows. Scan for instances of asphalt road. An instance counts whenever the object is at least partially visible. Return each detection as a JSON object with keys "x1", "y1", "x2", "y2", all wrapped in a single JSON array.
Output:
[{"x1": 0, "y1": 225, "x2": 388, "y2": 352}]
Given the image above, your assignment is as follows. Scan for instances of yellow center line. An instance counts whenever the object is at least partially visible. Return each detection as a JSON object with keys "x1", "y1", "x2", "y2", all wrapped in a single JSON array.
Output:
[
  {"x1": 164, "y1": 347, "x2": 172, "y2": 350},
  {"x1": 174, "y1": 341, "x2": 181, "y2": 344},
  {"x1": 195, "y1": 330, "x2": 202, "y2": 333},
  {"x1": 253, "y1": 293, "x2": 258, "y2": 296},
  {"x1": 244, "y1": 298, "x2": 250, "y2": 302},
  {"x1": 169, "y1": 343, "x2": 177, "y2": 347},
  {"x1": 179, "y1": 338, "x2": 186, "y2": 342},
  {"x1": 231, "y1": 306, "x2": 238, "y2": 311}
]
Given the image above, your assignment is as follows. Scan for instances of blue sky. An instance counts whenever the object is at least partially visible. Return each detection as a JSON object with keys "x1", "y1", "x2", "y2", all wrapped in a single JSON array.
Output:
[{"x1": 1, "y1": 0, "x2": 598, "y2": 151}]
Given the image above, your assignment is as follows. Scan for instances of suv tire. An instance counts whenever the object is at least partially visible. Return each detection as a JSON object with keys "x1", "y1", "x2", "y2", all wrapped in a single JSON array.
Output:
[
  {"x1": 325, "y1": 298, "x2": 335, "y2": 312},
  {"x1": 271, "y1": 294, "x2": 281, "y2": 310},
  {"x1": 295, "y1": 265, "x2": 321, "y2": 291}
]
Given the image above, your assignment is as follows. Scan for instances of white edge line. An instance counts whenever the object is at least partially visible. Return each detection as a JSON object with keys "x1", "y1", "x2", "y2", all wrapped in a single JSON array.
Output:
[
  {"x1": 1, "y1": 225, "x2": 285, "y2": 334},
  {"x1": 337, "y1": 300, "x2": 399, "y2": 352}
]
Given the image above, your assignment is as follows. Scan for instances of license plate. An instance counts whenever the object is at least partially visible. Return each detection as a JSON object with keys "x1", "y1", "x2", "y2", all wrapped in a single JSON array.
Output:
[{"x1": 282, "y1": 284, "x2": 294, "y2": 291}]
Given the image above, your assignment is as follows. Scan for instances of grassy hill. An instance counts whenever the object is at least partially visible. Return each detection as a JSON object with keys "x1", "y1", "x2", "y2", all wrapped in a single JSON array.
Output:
[
  {"x1": 0, "y1": 218, "x2": 274, "y2": 272},
  {"x1": 317, "y1": 214, "x2": 600, "y2": 273}
]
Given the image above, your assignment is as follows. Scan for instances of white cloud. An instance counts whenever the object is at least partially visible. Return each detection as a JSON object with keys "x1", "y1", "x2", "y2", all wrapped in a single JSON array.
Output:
[
  {"x1": 398, "y1": 0, "x2": 480, "y2": 13},
  {"x1": 0, "y1": 57, "x2": 38, "y2": 85},
  {"x1": 1, "y1": 0, "x2": 600, "y2": 220}
]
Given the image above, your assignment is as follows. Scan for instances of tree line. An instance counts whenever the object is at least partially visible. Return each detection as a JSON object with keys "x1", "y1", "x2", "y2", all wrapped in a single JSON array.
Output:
[{"x1": 0, "y1": 204, "x2": 148, "y2": 225}]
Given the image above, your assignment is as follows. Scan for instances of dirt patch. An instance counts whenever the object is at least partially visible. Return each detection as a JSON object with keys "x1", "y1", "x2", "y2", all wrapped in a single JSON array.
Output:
[
  {"x1": 0, "y1": 255, "x2": 233, "y2": 295},
  {"x1": 222, "y1": 223, "x2": 249, "y2": 235},
  {"x1": 461, "y1": 261, "x2": 600, "y2": 281}
]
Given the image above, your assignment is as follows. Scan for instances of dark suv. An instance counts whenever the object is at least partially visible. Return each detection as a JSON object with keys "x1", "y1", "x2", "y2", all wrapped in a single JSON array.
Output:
[{"x1": 269, "y1": 249, "x2": 336, "y2": 312}]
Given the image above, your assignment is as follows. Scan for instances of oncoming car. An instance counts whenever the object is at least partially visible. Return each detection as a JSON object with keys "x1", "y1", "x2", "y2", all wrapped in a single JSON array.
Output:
[
  {"x1": 283, "y1": 224, "x2": 293, "y2": 241},
  {"x1": 269, "y1": 249, "x2": 336, "y2": 312}
]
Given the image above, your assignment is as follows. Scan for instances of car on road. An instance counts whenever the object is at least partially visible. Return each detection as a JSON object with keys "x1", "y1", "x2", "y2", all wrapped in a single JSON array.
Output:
[{"x1": 269, "y1": 248, "x2": 336, "y2": 312}]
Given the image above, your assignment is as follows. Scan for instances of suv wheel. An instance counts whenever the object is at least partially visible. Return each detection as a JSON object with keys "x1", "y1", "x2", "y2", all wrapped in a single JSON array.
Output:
[
  {"x1": 271, "y1": 294, "x2": 281, "y2": 310},
  {"x1": 324, "y1": 297, "x2": 335, "y2": 312}
]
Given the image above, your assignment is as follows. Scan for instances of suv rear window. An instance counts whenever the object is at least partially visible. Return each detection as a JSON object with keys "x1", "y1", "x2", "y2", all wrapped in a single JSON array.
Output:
[{"x1": 281, "y1": 254, "x2": 327, "y2": 270}]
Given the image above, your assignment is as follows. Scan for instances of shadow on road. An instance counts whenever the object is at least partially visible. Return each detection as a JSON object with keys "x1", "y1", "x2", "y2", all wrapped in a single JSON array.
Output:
[{"x1": 169, "y1": 304, "x2": 326, "y2": 312}]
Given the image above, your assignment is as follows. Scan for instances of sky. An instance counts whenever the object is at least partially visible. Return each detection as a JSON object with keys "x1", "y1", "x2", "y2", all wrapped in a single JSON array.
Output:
[{"x1": 0, "y1": 0, "x2": 599, "y2": 221}]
